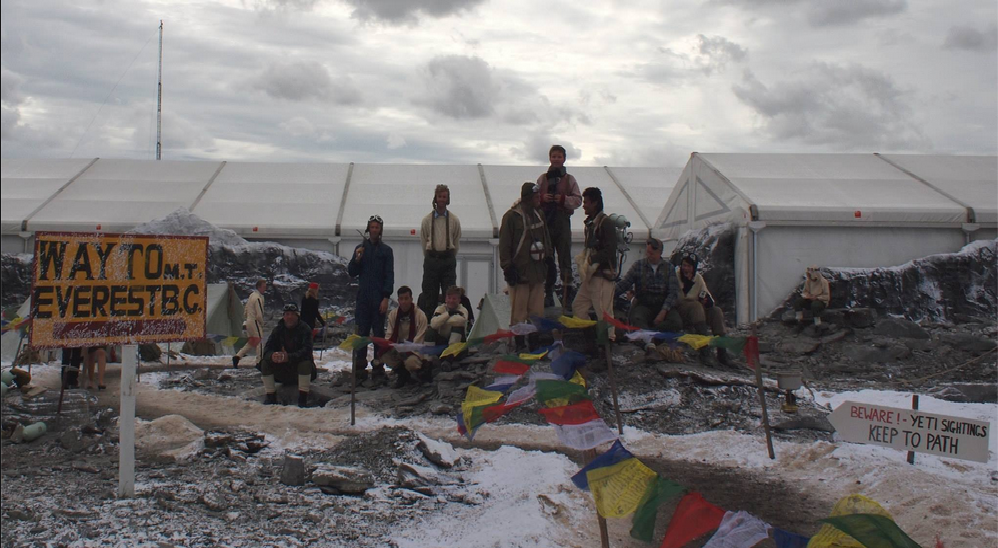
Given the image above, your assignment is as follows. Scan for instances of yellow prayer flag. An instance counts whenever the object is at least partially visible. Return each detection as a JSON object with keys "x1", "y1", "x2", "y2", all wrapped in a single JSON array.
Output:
[
  {"x1": 586, "y1": 458, "x2": 658, "y2": 518},
  {"x1": 442, "y1": 342, "x2": 468, "y2": 358},
  {"x1": 338, "y1": 334, "x2": 361, "y2": 351},
  {"x1": 677, "y1": 334, "x2": 713, "y2": 350},
  {"x1": 807, "y1": 494, "x2": 893, "y2": 548},
  {"x1": 559, "y1": 315, "x2": 598, "y2": 329},
  {"x1": 461, "y1": 386, "x2": 504, "y2": 429},
  {"x1": 569, "y1": 370, "x2": 587, "y2": 388},
  {"x1": 519, "y1": 350, "x2": 548, "y2": 361},
  {"x1": 221, "y1": 336, "x2": 239, "y2": 347}
]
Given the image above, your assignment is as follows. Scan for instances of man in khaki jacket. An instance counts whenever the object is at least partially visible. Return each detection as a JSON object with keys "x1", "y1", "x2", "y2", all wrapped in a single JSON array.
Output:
[
  {"x1": 419, "y1": 184, "x2": 462, "y2": 319},
  {"x1": 233, "y1": 279, "x2": 266, "y2": 368},
  {"x1": 381, "y1": 286, "x2": 429, "y2": 388},
  {"x1": 675, "y1": 253, "x2": 729, "y2": 366},
  {"x1": 794, "y1": 265, "x2": 830, "y2": 325}
]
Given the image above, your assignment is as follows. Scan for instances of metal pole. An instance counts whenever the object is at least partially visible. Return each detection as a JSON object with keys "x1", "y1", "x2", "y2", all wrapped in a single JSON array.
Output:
[
  {"x1": 907, "y1": 395, "x2": 919, "y2": 465},
  {"x1": 603, "y1": 340, "x2": 624, "y2": 436},
  {"x1": 751, "y1": 325, "x2": 775, "y2": 459},
  {"x1": 155, "y1": 20, "x2": 163, "y2": 160},
  {"x1": 583, "y1": 449, "x2": 612, "y2": 548}
]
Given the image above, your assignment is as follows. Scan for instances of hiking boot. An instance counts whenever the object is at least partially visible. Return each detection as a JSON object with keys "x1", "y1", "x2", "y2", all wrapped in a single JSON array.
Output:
[
  {"x1": 644, "y1": 343, "x2": 660, "y2": 362},
  {"x1": 232, "y1": 356, "x2": 240, "y2": 369},
  {"x1": 264, "y1": 393, "x2": 278, "y2": 405},
  {"x1": 544, "y1": 292, "x2": 555, "y2": 309},
  {"x1": 298, "y1": 391, "x2": 310, "y2": 408},
  {"x1": 392, "y1": 369, "x2": 411, "y2": 389}
]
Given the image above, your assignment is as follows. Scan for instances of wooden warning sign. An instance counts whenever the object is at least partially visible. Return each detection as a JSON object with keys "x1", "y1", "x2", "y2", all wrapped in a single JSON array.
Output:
[{"x1": 30, "y1": 232, "x2": 208, "y2": 348}]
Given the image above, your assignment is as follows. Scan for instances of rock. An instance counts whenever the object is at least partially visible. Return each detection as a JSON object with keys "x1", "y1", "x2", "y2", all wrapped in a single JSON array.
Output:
[
  {"x1": 819, "y1": 330, "x2": 848, "y2": 345},
  {"x1": 874, "y1": 318, "x2": 929, "y2": 339},
  {"x1": 842, "y1": 344, "x2": 911, "y2": 363},
  {"x1": 416, "y1": 434, "x2": 459, "y2": 468},
  {"x1": 429, "y1": 403, "x2": 453, "y2": 415},
  {"x1": 396, "y1": 392, "x2": 430, "y2": 408},
  {"x1": 7, "y1": 509, "x2": 37, "y2": 522},
  {"x1": 771, "y1": 415, "x2": 835, "y2": 433},
  {"x1": 781, "y1": 311, "x2": 798, "y2": 325},
  {"x1": 433, "y1": 371, "x2": 478, "y2": 382},
  {"x1": 844, "y1": 308, "x2": 877, "y2": 328},
  {"x1": 60, "y1": 429, "x2": 91, "y2": 453},
  {"x1": 757, "y1": 340, "x2": 774, "y2": 353},
  {"x1": 397, "y1": 462, "x2": 461, "y2": 495},
  {"x1": 903, "y1": 338, "x2": 932, "y2": 352},
  {"x1": 280, "y1": 455, "x2": 306, "y2": 487},
  {"x1": 821, "y1": 309, "x2": 847, "y2": 326},
  {"x1": 135, "y1": 415, "x2": 204, "y2": 461},
  {"x1": 777, "y1": 340, "x2": 819, "y2": 355},
  {"x1": 139, "y1": 344, "x2": 163, "y2": 362},
  {"x1": 938, "y1": 333, "x2": 997, "y2": 355},
  {"x1": 311, "y1": 465, "x2": 374, "y2": 494},
  {"x1": 928, "y1": 383, "x2": 998, "y2": 403}
]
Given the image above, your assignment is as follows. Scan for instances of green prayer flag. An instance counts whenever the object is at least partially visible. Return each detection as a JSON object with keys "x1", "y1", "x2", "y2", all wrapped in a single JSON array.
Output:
[
  {"x1": 497, "y1": 354, "x2": 536, "y2": 365},
  {"x1": 821, "y1": 514, "x2": 923, "y2": 548},
  {"x1": 596, "y1": 320, "x2": 609, "y2": 346},
  {"x1": 708, "y1": 336, "x2": 747, "y2": 354},
  {"x1": 630, "y1": 476, "x2": 686, "y2": 542},
  {"x1": 534, "y1": 379, "x2": 589, "y2": 406}
]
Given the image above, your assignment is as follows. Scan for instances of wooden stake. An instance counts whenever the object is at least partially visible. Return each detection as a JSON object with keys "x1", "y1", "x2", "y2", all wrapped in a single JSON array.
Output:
[
  {"x1": 751, "y1": 325, "x2": 775, "y2": 460},
  {"x1": 118, "y1": 345, "x2": 138, "y2": 498},
  {"x1": 907, "y1": 395, "x2": 919, "y2": 465},
  {"x1": 583, "y1": 448, "x2": 612, "y2": 548},
  {"x1": 604, "y1": 340, "x2": 624, "y2": 436},
  {"x1": 350, "y1": 348, "x2": 358, "y2": 426}
]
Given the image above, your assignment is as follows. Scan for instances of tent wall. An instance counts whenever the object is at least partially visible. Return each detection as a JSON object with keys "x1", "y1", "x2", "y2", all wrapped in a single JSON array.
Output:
[{"x1": 751, "y1": 226, "x2": 966, "y2": 320}]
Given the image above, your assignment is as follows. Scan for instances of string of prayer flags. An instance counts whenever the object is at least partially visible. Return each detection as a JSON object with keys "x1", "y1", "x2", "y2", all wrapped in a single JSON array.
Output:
[
  {"x1": 535, "y1": 379, "x2": 589, "y2": 407},
  {"x1": 625, "y1": 329, "x2": 682, "y2": 344},
  {"x1": 602, "y1": 312, "x2": 640, "y2": 331},
  {"x1": 806, "y1": 494, "x2": 894, "y2": 548},
  {"x1": 519, "y1": 349, "x2": 548, "y2": 361},
  {"x1": 702, "y1": 511, "x2": 772, "y2": 548},
  {"x1": 441, "y1": 342, "x2": 468, "y2": 358},
  {"x1": 494, "y1": 359, "x2": 531, "y2": 376},
  {"x1": 772, "y1": 528, "x2": 811, "y2": 548},
  {"x1": 467, "y1": 329, "x2": 515, "y2": 347},
  {"x1": 457, "y1": 386, "x2": 505, "y2": 439},
  {"x1": 531, "y1": 316, "x2": 564, "y2": 333},
  {"x1": 550, "y1": 350, "x2": 587, "y2": 380},
  {"x1": 485, "y1": 375, "x2": 521, "y2": 393},
  {"x1": 338, "y1": 334, "x2": 371, "y2": 351},
  {"x1": 743, "y1": 336, "x2": 760, "y2": 370},
  {"x1": 552, "y1": 418, "x2": 619, "y2": 451},
  {"x1": 707, "y1": 336, "x2": 747, "y2": 355},
  {"x1": 597, "y1": 320, "x2": 611, "y2": 346},
  {"x1": 659, "y1": 492, "x2": 726, "y2": 548},
  {"x1": 559, "y1": 315, "x2": 598, "y2": 329},
  {"x1": 509, "y1": 322, "x2": 538, "y2": 335},
  {"x1": 576, "y1": 441, "x2": 658, "y2": 518},
  {"x1": 819, "y1": 514, "x2": 922, "y2": 548},
  {"x1": 630, "y1": 476, "x2": 686, "y2": 542},
  {"x1": 538, "y1": 399, "x2": 601, "y2": 425},
  {"x1": 572, "y1": 440, "x2": 634, "y2": 490},
  {"x1": 676, "y1": 334, "x2": 713, "y2": 350}
]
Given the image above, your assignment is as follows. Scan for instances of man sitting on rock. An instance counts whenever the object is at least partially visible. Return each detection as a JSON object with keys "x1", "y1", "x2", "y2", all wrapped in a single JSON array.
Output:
[
  {"x1": 260, "y1": 303, "x2": 317, "y2": 408},
  {"x1": 675, "y1": 253, "x2": 730, "y2": 366},
  {"x1": 795, "y1": 265, "x2": 830, "y2": 326},
  {"x1": 427, "y1": 285, "x2": 469, "y2": 366},
  {"x1": 380, "y1": 286, "x2": 430, "y2": 388},
  {"x1": 616, "y1": 237, "x2": 683, "y2": 357}
]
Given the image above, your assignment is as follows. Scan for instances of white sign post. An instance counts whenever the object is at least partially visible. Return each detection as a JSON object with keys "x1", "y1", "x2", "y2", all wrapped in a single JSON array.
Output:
[
  {"x1": 828, "y1": 400, "x2": 991, "y2": 463},
  {"x1": 118, "y1": 345, "x2": 137, "y2": 498}
]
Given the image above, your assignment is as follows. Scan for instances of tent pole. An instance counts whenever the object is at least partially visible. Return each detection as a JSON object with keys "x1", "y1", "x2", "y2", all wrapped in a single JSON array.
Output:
[{"x1": 748, "y1": 222, "x2": 765, "y2": 322}]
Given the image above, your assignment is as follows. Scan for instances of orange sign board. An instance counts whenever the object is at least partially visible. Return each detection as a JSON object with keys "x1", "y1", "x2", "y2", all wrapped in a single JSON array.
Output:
[{"x1": 30, "y1": 232, "x2": 208, "y2": 348}]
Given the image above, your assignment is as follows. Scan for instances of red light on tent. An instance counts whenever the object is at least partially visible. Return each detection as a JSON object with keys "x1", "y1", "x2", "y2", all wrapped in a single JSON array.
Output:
[
  {"x1": 854, "y1": 211, "x2": 862, "y2": 218},
  {"x1": 252, "y1": 226, "x2": 258, "y2": 232},
  {"x1": 96, "y1": 224, "x2": 102, "y2": 230},
  {"x1": 410, "y1": 229, "x2": 416, "y2": 236}
]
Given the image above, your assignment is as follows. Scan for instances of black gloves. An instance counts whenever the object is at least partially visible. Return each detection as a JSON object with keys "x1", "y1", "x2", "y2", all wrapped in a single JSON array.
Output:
[{"x1": 503, "y1": 267, "x2": 520, "y2": 286}]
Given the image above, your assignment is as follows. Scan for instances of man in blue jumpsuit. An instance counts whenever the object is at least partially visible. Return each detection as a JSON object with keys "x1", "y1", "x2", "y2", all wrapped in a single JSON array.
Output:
[{"x1": 348, "y1": 214, "x2": 395, "y2": 389}]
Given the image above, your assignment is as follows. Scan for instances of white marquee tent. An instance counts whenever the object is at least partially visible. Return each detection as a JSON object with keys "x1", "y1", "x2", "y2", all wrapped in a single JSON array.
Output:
[
  {"x1": 656, "y1": 153, "x2": 997, "y2": 324},
  {"x1": 1, "y1": 158, "x2": 680, "y2": 310}
]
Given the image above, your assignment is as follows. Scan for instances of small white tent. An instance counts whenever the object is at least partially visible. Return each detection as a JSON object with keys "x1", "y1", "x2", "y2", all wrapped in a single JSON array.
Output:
[{"x1": 656, "y1": 153, "x2": 997, "y2": 324}]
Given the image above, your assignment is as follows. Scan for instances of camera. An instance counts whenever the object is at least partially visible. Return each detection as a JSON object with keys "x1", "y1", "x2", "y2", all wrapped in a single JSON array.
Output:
[{"x1": 546, "y1": 166, "x2": 566, "y2": 182}]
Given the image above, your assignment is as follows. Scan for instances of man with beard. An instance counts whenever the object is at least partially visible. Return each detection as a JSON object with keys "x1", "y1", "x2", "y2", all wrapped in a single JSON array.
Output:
[{"x1": 260, "y1": 303, "x2": 317, "y2": 407}]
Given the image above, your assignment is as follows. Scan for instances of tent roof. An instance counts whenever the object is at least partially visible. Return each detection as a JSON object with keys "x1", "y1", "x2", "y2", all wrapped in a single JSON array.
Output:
[
  {"x1": 877, "y1": 154, "x2": 998, "y2": 224},
  {"x1": 695, "y1": 153, "x2": 971, "y2": 224},
  {"x1": 0, "y1": 158, "x2": 96, "y2": 233}
]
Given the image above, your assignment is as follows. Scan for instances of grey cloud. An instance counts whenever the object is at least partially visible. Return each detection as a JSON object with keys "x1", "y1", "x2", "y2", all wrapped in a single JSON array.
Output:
[
  {"x1": 943, "y1": 25, "x2": 998, "y2": 52},
  {"x1": 420, "y1": 55, "x2": 497, "y2": 118},
  {"x1": 344, "y1": 0, "x2": 487, "y2": 25},
  {"x1": 248, "y1": 0, "x2": 322, "y2": 11},
  {"x1": 509, "y1": 134, "x2": 581, "y2": 164},
  {"x1": 732, "y1": 63, "x2": 929, "y2": 149},
  {"x1": 696, "y1": 34, "x2": 747, "y2": 75},
  {"x1": 806, "y1": 0, "x2": 906, "y2": 27},
  {"x1": 253, "y1": 61, "x2": 361, "y2": 104}
]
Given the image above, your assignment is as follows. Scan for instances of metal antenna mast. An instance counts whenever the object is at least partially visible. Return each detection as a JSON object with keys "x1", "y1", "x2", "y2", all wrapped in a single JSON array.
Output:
[{"x1": 156, "y1": 20, "x2": 163, "y2": 160}]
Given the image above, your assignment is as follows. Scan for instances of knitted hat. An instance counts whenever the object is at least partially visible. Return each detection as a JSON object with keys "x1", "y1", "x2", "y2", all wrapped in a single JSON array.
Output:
[
  {"x1": 308, "y1": 282, "x2": 319, "y2": 290},
  {"x1": 521, "y1": 182, "x2": 539, "y2": 199}
]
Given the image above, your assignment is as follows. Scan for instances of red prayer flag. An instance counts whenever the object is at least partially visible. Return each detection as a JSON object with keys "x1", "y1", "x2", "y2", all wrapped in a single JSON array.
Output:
[
  {"x1": 602, "y1": 312, "x2": 639, "y2": 331},
  {"x1": 370, "y1": 337, "x2": 393, "y2": 348},
  {"x1": 484, "y1": 329, "x2": 514, "y2": 343},
  {"x1": 659, "y1": 492, "x2": 726, "y2": 548},
  {"x1": 481, "y1": 401, "x2": 523, "y2": 423},
  {"x1": 538, "y1": 399, "x2": 601, "y2": 425},
  {"x1": 743, "y1": 336, "x2": 759, "y2": 370},
  {"x1": 494, "y1": 361, "x2": 531, "y2": 375}
]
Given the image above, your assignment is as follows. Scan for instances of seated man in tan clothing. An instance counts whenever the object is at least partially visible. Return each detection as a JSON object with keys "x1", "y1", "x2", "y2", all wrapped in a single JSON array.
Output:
[
  {"x1": 379, "y1": 286, "x2": 430, "y2": 388},
  {"x1": 675, "y1": 253, "x2": 729, "y2": 366}
]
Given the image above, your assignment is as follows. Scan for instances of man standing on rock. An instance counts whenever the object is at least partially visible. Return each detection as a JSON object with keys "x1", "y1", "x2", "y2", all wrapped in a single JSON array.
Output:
[
  {"x1": 382, "y1": 286, "x2": 429, "y2": 388},
  {"x1": 675, "y1": 253, "x2": 729, "y2": 366},
  {"x1": 499, "y1": 182, "x2": 551, "y2": 352},
  {"x1": 260, "y1": 303, "x2": 316, "y2": 408},
  {"x1": 537, "y1": 144, "x2": 582, "y2": 311},
  {"x1": 572, "y1": 187, "x2": 617, "y2": 345},
  {"x1": 795, "y1": 265, "x2": 830, "y2": 326},
  {"x1": 419, "y1": 184, "x2": 462, "y2": 320},
  {"x1": 348, "y1": 215, "x2": 395, "y2": 389},
  {"x1": 617, "y1": 237, "x2": 682, "y2": 354},
  {"x1": 233, "y1": 279, "x2": 266, "y2": 369}
]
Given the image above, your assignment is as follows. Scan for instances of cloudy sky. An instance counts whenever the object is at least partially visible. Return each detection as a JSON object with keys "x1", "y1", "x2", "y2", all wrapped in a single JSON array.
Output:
[{"x1": 2, "y1": 0, "x2": 995, "y2": 167}]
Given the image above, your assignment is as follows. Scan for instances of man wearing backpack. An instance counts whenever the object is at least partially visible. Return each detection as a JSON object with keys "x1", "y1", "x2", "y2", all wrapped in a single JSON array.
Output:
[
  {"x1": 572, "y1": 187, "x2": 617, "y2": 343},
  {"x1": 499, "y1": 182, "x2": 551, "y2": 352}
]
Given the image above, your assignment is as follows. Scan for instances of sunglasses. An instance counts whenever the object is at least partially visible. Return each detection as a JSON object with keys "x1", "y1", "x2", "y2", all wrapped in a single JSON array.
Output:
[
  {"x1": 368, "y1": 215, "x2": 383, "y2": 224},
  {"x1": 683, "y1": 253, "x2": 698, "y2": 263}
]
